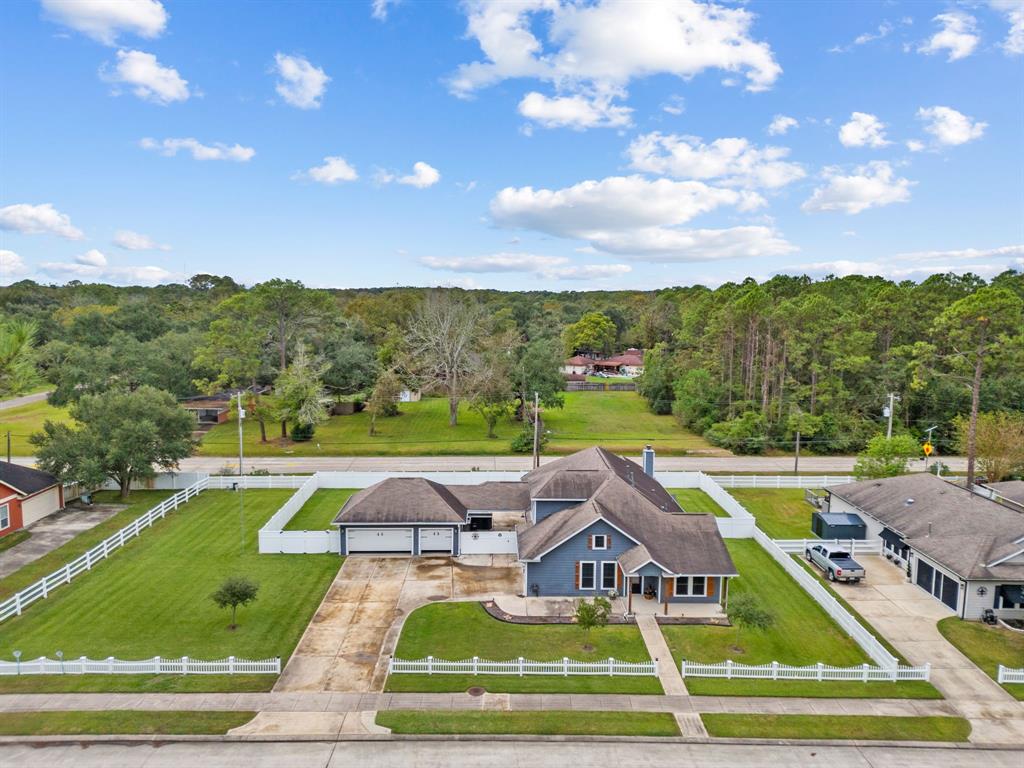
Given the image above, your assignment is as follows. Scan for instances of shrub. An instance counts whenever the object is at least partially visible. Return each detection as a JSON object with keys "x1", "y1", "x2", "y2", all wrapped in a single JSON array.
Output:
[
  {"x1": 704, "y1": 411, "x2": 769, "y2": 455},
  {"x1": 290, "y1": 422, "x2": 315, "y2": 442}
]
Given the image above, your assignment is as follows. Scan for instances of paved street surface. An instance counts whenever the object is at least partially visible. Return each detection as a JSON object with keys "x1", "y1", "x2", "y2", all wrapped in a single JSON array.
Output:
[
  {"x1": 0, "y1": 390, "x2": 49, "y2": 411},
  {"x1": 0, "y1": 741, "x2": 1018, "y2": 767}
]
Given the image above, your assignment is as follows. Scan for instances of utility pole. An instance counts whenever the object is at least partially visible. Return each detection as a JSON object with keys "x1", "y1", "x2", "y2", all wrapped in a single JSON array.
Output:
[
  {"x1": 237, "y1": 392, "x2": 246, "y2": 555},
  {"x1": 531, "y1": 391, "x2": 540, "y2": 470},
  {"x1": 5, "y1": 431, "x2": 10, "y2": 464},
  {"x1": 793, "y1": 429, "x2": 801, "y2": 475},
  {"x1": 923, "y1": 425, "x2": 937, "y2": 471},
  {"x1": 884, "y1": 392, "x2": 899, "y2": 439}
]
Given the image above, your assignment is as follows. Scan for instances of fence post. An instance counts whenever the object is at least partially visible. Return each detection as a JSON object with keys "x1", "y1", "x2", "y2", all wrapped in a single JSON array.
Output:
[
  {"x1": 862, "y1": 663, "x2": 869, "y2": 682},
  {"x1": 109, "y1": 656, "x2": 115, "y2": 673},
  {"x1": 726, "y1": 659, "x2": 733, "y2": 680},
  {"x1": 772, "y1": 660, "x2": 779, "y2": 680},
  {"x1": 924, "y1": 663, "x2": 931, "y2": 682},
  {"x1": 103, "y1": 539, "x2": 109, "y2": 558},
  {"x1": 229, "y1": 655, "x2": 235, "y2": 675},
  {"x1": 85, "y1": 550, "x2": 92, "y2": 570},
  {"x1": 64, "y1": 564, "x2": 72, "y2": 584},
  {"x1": 182, "y1": 655, "x2": 189, "y2": 675},
  {"x1": 14, "y1": 592, "x2": 21, "y2": 616},
  {"x1": 608, "y1": 657, "x2": 614, "y2": 676},
  {"x1": 472, "y1": 656, "x2": 478, "y2": 676},
  {"x1": 42, "y1": 579, "x2": 48, "y2": 599},
  {"x1": 563, "y1": 657, "x2": 569, "y2": 677},
  {"x1": 427, "y1": 655, "x2": 433, "y2": 675},
  {"x1": 817, "y1": 662, "x2": 823, "y2": 681},
  {"x1": 519, "y1": 656, "x2": 525, "y2": 677},
  {"x1": 998, "y1": 665, "x2": 1005, "y2": 684},
  {"x1": 680, "y1": 660, "x2": 686, "y2": 678}
]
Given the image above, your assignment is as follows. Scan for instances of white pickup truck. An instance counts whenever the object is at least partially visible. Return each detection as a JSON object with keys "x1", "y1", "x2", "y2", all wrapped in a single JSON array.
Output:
[{"x1": 805, "y1": 543, "x2": 865, "y2": 583}]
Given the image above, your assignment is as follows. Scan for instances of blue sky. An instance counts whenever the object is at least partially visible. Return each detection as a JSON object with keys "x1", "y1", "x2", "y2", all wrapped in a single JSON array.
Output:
[{"x1": 1, "y1": 0, "x2": 1022, "y2": 290}]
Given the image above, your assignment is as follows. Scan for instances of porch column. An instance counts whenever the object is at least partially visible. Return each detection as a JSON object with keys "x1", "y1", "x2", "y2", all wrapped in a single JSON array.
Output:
[{"x1": 662, "y1": 576, "x2": 668, "y2": 615}]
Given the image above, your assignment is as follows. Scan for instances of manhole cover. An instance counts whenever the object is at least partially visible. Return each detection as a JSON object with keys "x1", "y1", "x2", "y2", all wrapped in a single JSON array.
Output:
[
  {"x1": 467, "y1": 686, "x2": 486, "y2": 697},
  {"x1": 427, "y1": 594, "x2": 447, "y2": 601}
]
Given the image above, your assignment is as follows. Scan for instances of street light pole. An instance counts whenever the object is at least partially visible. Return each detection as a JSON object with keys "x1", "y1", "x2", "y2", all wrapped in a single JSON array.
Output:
[
  {"x1": 924, "y1": 425, "x2": 937, "y2": 471},
  {"x1": 885, "y1": 392, "x2": 899, "y2": 439},
  {"x1": 237, "y1": 393, "x2": 246, "y2": 555},
  {"x1": 532, "y1": 391, "x2": 540, "y2": 470}
]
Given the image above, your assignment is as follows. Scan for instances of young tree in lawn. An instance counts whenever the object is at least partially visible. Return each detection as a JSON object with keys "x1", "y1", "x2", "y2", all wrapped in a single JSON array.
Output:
[
  {"x1": 211, "y1": 576, "x2": 260, "y2": 630},
  {"x1": 366, "y1": 368, "x2": 402, "y2": 436},
  {"x1": 574, "y1": 596, "x2": 612, "y2": 649},
  {"x1": 932, "y1": 287, "x2": 1023, "y2": 487},
  {"x1": 954, "y1": 411, "x2": 1024, "y2": 482},
  {"x1": 562, "y1": 311, "x2": 617, "y2": 357},
  {"x1": 853, "y1": 434, "x2": 921, "y2": 479},
  {"x1": 30, "y1": 386, "x2": 194, "y2": 499},
  {"x1": 273, "y1": 347, "x2": 330, "y2": 440},
  {"x1": 406, "y1": 291, "x2": 485, "y2": 427},
  {"x1": 726, "y1": 593, "x2": 775, "y2": 652},
  {"x1": 0, "y1": 319, "x2": 39, "y2": 397}
]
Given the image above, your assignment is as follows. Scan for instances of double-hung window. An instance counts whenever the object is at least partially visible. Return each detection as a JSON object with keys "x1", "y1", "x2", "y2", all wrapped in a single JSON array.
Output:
[
  {"x1": 579, "y1": 561, "x2": 596, "y2": 590},
  {"x1": 600, "y1": 561, "x2": 617, "y2": 591},
  {"x1": 0, "y1": 503, "x2": 9, "y2": 531},
  {"x1": 674, "y1": 576, "x2": 707, "y2": 596},
  {"x1": 592, "y1": 534, "x2": 609, "y2": 550}
]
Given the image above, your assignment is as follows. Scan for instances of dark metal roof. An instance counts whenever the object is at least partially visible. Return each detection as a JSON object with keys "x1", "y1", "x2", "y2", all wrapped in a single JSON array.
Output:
[
  {"x1": 816, "y1": 512, "x2": 866, "y2": 527},
  {"x1": 0, "y1": 461, "x2": 59, "y2": 497}
]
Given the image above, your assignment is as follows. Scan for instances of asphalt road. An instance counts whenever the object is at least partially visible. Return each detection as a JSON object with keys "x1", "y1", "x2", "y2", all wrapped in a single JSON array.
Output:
[
  {"x1": 0, "y1": 741, "x2": 1016, "y2": 768},
  {"x1": 0, "y1": 390, "x2": 49, "y2": 411}
]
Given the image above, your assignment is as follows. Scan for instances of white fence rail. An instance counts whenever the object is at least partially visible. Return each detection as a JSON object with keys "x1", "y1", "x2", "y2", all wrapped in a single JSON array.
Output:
[
  {"x1": 705, "y1": 475, "x2": 854, "y2": 489},
  {"x1": 0, "y1": 655, "x2": 280, "y2": 676},
  {"x1": 998, "y1": 665, "x2": 1024, "y2": 684},
  {"x1": 389, "y1": 656, "x2": 656, "y2": 677},
  {"x1": 261, "y1": 529, "x2": 340, "y2": 554},
  {"x1": 460, "y1": 530, "x2": 518, "y2": 555},
  {"x1": 774, "y1": 539, "x2": 883, "y2": 555},
  {"x1": 0, "y1": 479, "x2": 210, "y2": 624},
  {"x1": 680, "y1": 659, "x2": 930, "y2": 682},
  {"x1": 715, "y1": 517, "x2": 757, "y2": 538}
]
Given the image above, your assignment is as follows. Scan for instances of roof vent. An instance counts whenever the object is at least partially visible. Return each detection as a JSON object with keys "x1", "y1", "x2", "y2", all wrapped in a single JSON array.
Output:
[{"x1": 904, "y1": 498, "x2": 915, "y2": 506}]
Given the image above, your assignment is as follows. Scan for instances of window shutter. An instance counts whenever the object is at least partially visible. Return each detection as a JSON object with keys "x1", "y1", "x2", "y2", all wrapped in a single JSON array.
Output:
[
  {"x1": 606, "y1": 535, "x2": 612, "y2": 549},
  {"x1": 616, "y1": 565, "x2": 622, "y2": 590},
  {"x1": 706, "y1": 578, "x2": 715, "y2": 597},
  {"x1": 575, "y1": 561, "x2": 580, "y2": 589},
  {"x1": 587, "y1": 535, "x2": 592, "y2": 550},
  {"x1": 666, "y1": 578, "x2": 674, "y2": 597}
]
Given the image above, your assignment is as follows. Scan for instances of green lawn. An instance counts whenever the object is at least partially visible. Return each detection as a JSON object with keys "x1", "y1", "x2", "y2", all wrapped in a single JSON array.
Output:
[
  {"x1": 378, "y1": 710, "x2": 679, "y2": 736},
  {"x1": 662, "y1": 539, "x2": 938, "y2": 698},
  {"x1": 385, "y1": 601, "x2": 662, "y2": 694},
  {"x1": 283, "y1": 489, "x2": 357, "y2": 530},
  {"x1": 0, "y1": 489, "x2": 340, "y2": 692},
  {"x1": 668, "y1": 489, "x2": 729, "y2": 517},
  {"x1": 0, "y1": 490, "x2": 175, "y2": 601},
  {"x1": 0, "y1": 710, "x2": 256, "y2": 735},
  {"x1": 0, "y1": 529, "x2": 32, "y2": 552},
  {"x1": 701, "y1": 714, "x2": 970, "y2": 742},
  {"x1": 938, "y1": 617, "x2": 1024, "y2": 701},
  {"x1": 727, "y1": 489, "x2": 816, "y2": 538},
  {"x1": 0, "y1": 399, "x2": 70, "y2": 456},
  {"x1": 198, "y1": 392, "x2": 719, "y2": 457}
]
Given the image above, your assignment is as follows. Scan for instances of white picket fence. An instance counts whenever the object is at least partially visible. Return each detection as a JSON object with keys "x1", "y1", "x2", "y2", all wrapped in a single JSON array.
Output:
[
  {"x1": 0, "y1": 479, "x2": 210, "y2": 623},
  {"x1": 998, "y1": 665, "x2": 1024, "y2": 684},
  {"x1": 707, "y1": 475, "x2": 854, "y2": 489},
  {"x1": 0, "y1": 655, "x2": 280, "y2": 676},
  {"x1": 680, "y1": 659, "x2": 930, "y2": 682},
  {"x1": 389, "y1": 656, "x2": 656, "y2": 677},
  {"x1": 774, "y1": 538, "x2": 883, "y2": 556}
]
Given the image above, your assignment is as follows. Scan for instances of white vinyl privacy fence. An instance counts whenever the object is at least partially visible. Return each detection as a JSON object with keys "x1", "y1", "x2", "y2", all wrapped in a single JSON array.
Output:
[
  {"x1": 680, "y1": 660, "x2": 930, "y2": 682},
  {"x1": 998, "y1": 665, "x2": 1024, "y2": 684},
  {"x1": 0, "y1": 655, "x2": 280, "y2": 676},
  {"x1": 774, "y1": 539, "x2": 884, "y2": 556},
  {"x1": 389, "y1": 656, "x2": 656, "y2": 677},
  {"x1": 702, "y1": 475, "x2": 854, "y2": 488}
]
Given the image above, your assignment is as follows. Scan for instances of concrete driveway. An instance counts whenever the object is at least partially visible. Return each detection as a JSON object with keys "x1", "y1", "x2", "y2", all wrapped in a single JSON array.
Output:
[
  {"x1": 0, "y1": 504, "x2": 121, "y2": 580},
  {"x1": 275, "y1": 555, "x2": 521, "y2": 693}
]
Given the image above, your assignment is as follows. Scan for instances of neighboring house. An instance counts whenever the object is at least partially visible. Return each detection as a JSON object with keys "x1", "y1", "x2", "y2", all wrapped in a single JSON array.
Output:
[
  {"x1": 330, "y1": 446, "x2": 737, "y2": 615},
  {"x1": 0, "y1": 461, "x2": 64, "y2": 538},
  {"x1": 826, "y1": 473, "x2": 1024, "y2": 620},
  {"x1": 397, "y1": 389, "x2": 421, "y2": 403},
  {"x1": 179, "y1": 386, "x2": 270, "y2": 424},
  {"x1": 592, "y1": 348, "x2": 645, "y2": 377},
  {"x1": 983, "y1": 480, "x2": 1024, "y2": 510},
  {"x1": 561, "y1": 355, "x2": 592, "y2": 376}
]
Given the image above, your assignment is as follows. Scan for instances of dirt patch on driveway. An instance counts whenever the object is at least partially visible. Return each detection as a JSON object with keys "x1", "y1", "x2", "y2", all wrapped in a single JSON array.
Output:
[{"x1": 276, "y1": 555, "x2": 521, "y2": 693}]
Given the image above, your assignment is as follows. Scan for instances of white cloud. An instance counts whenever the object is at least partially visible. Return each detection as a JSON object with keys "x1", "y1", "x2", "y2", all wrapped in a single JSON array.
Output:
[
  {"x1": 801, "y1": 161, "x2": 914, "y2": 215},
  {"x1": 489, "y1": 175, "x2": 793, "y2": 261},
  {"x1": 892, "y1": 244, "x2": 1024, "y2": 262},
  {"x1": 113, "y1": 229, "x2": 171, "y2": 251},
  {"x1": 41, "y1": 0, "x2": 167, "y2": 45},
  {"x1": 419, "y1": 252, "x2": 631, "y2": 281},
  {"x1": 0, "y1": 202, "x2": 85, "y2": 240},
  {"x1": 916, "y1": 106, "x2": 987, "y2": 146},
  {"x1": 273, "y1": 53, "x2": 329, "y2": 109},
  {"x1": 100, "y1": 49, "x2": 189, "y2": 104},
  {"x1": 661, "y1": 95, "x2": 685, "y2": 115},
  {"x1": 296, "y1": 156, "x2": 359, "y2": 184},
  {"x1": 829, "y1": 19, "x2": 909, "y2": 52},
  {"x1": 990, "y1": 1, "x2": 1024, "y2": 55},
  {"x1": 838, "y1": 112, "x2": 889, "y2": 148},
  {"x1": 401, "y1": 162, "x2": 440, "y2": 188},
  {"x1": 40, "y1": 249, "x2": 177, "y2": 285},
  {"x1": 906, "y1": 139, "x2": 926, "y2": 152},
  {"x1": 518, "y1": 92, "x2": 632, "y2": 130},
  {"x1": 139, "y1": 137, "x2": 255, "y2": 162},
  {"x1": 918, "y1": 12, "x2": 979, "y2": 62},
  {"x1": 448, "y1": 1, "x2": 780, "y2": 128},
  {"x1": 371, "y1": 0, "x2": 400, "y2": 21},
  {"x1": 626, "y1": 132, "x2": 805, "y2": 189},
  {"x1": 0, "y1": 250, "x2": 30, "y2": 283},
  {"x1": 788, "y1": 257, "x2": 1019, "y2": 281},
  {"x1": 766, "y1": 114, "x2": 798, "y2": 135}
]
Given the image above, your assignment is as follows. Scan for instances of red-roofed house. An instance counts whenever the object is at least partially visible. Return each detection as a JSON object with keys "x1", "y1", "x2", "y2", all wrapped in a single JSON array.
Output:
[
  {"x1": 0, "y1": 461, "x2": 65, "y2": 538},
  {"x1": 593, "y1": 348, "x2": 645, "y2": 377},
  {"x1": 561, "y1": 355, "x2": 593, "y2": 376}
]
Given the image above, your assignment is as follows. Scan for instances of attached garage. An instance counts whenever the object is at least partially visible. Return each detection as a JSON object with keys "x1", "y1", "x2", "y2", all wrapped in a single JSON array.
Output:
[
  {"x1": 21, "y1": 486, "x2": 63, "y2": 527},
  {"x1": 419, "y1": 527, "x2": 454, "y2": 554},
  {"x1": 346, "y1": 528, "x2": 413, "y2": 554}
]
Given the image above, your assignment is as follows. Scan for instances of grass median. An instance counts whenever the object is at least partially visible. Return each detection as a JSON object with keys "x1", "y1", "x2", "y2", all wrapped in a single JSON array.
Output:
[
  {"x1": 377, "y1": 710, "x2": 679, "y2": 736},
  {"x1": 0, "y1": 710, "x2": 256, "y2": 736},
  {"x1": 701, "y1": 714, "x2": 970, "y2": 742}
]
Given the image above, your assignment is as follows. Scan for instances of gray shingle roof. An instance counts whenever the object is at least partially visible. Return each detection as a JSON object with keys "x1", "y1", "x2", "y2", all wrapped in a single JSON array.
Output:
[
  {"x1": 445, "y1": 482, "x2": 530, "y2": 511},
  {"x1": 333, "y1": 478, "x2": 467, "y2": 524},
  {"x1": 987, "y1": 481, "x2": 1024, "y2": 506},
  {"x1": 0, "y1": 461, "x2": 59, "y2": 497},
  {"x1": 826, "y1": 473, "x2": 1024, "y2": 580}
]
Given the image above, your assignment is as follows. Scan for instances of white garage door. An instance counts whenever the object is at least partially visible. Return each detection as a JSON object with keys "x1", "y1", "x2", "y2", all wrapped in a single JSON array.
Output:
[
  {"x1": 419, "y1": 527, "x2": 454, "y2": 553},
  {"x1": 346, "y1": 528, "x2": 413, "y2": 553},
  {"x1": 22, "y1": 487, "x2": 61, "y2": 527}
]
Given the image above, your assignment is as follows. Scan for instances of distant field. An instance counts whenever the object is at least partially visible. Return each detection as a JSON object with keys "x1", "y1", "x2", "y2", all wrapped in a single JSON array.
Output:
[
  {"x1": 199, "y1": 392, "x2": 723, "y2": 458},
  {"x1": 0, "y1": 399, "x2": 69, "y2": 455}
]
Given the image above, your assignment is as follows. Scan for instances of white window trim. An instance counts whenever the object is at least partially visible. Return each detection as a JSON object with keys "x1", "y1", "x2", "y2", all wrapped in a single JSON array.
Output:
[
  {"x1": 592, "y1": 534, "x2": 609, "y2": 551},
  {"x1": 0, "y1": 503, "x2": 9, "y2": 530},
  {"x1": 674, "y1": 576, "x2": 707, "y2": 597},
  {"x1": 600, "y1": 561, "x2": 617, "y2": 591},
  {"x1": 579, "y1": 560, "x2": 597, "y2": 590}
]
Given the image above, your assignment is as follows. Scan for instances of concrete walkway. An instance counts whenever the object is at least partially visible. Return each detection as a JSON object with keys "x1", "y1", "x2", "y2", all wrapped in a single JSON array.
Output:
[
  {"x1": 0, "y1": 504, "x2": 121, "y2": 579},
  {"x1": 826, "y1": 555, "x2": 1024, "y2": 744},
  {"x1": 636, "y1": 614, "x2": 688, "y2": 695}
]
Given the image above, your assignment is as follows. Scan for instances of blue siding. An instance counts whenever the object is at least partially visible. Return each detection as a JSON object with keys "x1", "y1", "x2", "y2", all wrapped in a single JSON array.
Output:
[
  {"x1": 524, "y1": 520, "x2": 637, "y2": 597},
  {"x1": 533, "y1": 499, "x2": 583, "y2": 523},
  {"x1": 338, "y1": 524, "x2": 462, "y2": 556}
]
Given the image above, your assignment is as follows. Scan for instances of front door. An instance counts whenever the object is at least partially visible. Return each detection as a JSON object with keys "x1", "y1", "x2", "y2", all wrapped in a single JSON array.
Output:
[{"x1": 641, "y1": 575, "x2": 660, "y2": 601}]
